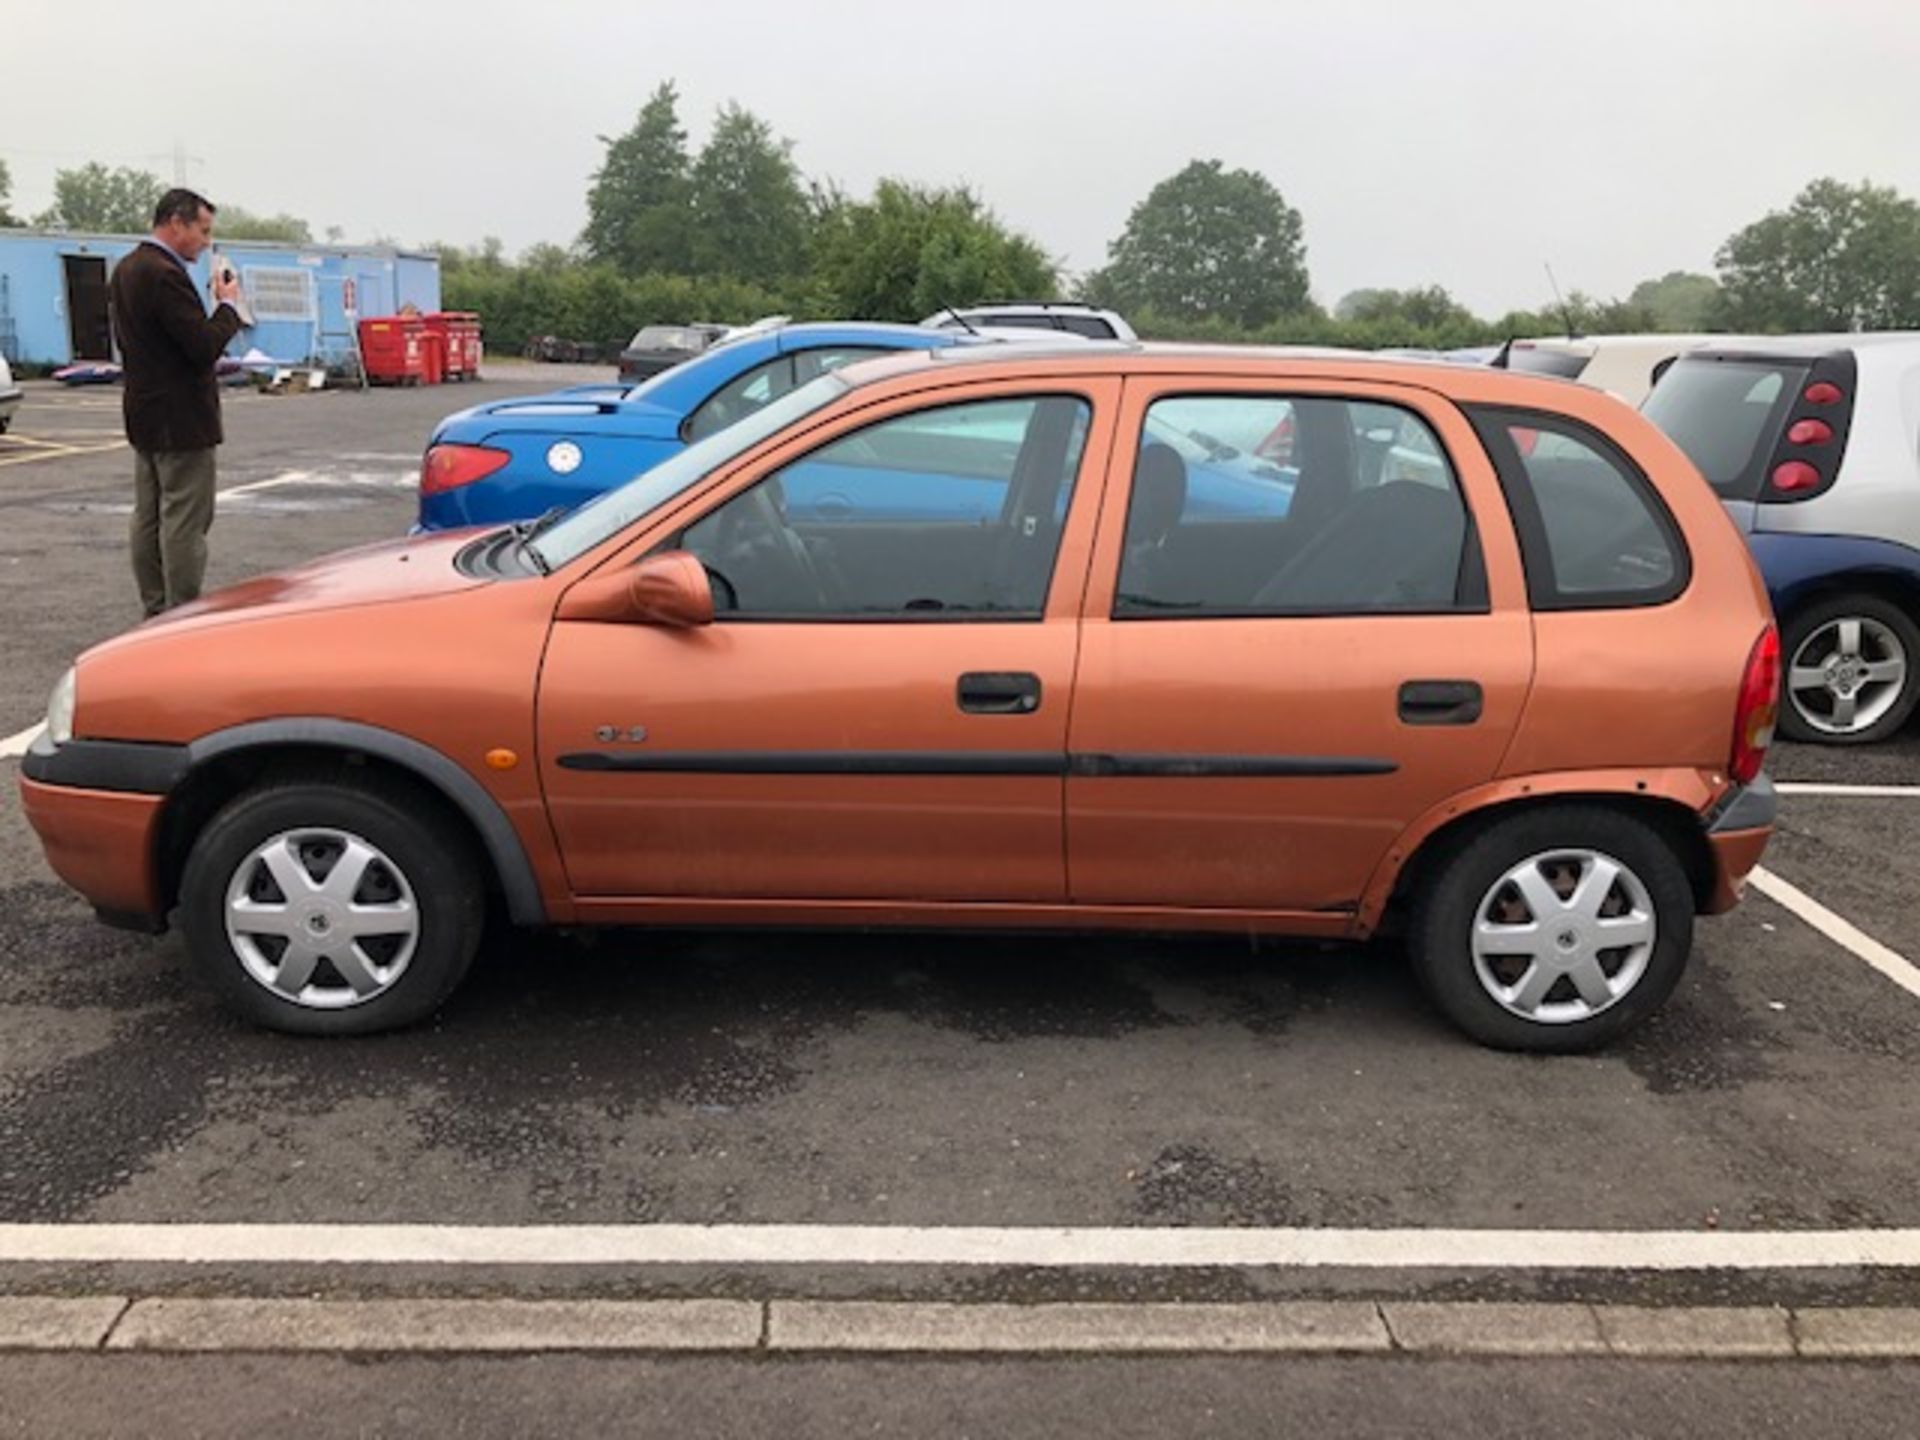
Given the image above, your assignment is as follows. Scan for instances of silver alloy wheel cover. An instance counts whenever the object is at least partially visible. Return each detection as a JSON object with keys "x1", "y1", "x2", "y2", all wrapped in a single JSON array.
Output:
[
  {"x1": 1469, "y1": 847, "x2": 1657, "y2": 1026},
  {"x1": 224, "y1": 827, "x2": 421, "y2": 1010},
  {"x1": 1787, "y1": 615, "x2": 1907, "y2": 737}
]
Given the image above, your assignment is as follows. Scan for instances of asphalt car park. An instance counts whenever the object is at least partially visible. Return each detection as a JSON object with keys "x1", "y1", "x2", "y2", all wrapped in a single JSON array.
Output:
[{"x1": 3, "y1": 366, "x2": 1920, "y2": 1338}]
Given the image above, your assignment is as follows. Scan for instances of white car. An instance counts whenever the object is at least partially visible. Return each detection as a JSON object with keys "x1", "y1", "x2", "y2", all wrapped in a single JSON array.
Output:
[
  {"x1": 1501, "y1": 335, "x2": 1760, "y2": 407},
  {"x1": 0, "y1": 354, "x2": 21, "y2": 435},
  {"x1": 923, "y1": 302, "x2": 1138, "y2": 342}
]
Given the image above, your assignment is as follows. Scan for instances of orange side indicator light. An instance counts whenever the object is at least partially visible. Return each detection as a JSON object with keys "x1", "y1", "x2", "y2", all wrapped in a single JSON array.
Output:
[{"x1": 485, "y1": 749, "x2": 519, "y2": 771}]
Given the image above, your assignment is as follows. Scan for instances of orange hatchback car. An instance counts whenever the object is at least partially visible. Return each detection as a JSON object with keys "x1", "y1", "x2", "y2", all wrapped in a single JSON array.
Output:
[{"x1": 20, "y1": 346, "x2": 1779, "y2": 1049}]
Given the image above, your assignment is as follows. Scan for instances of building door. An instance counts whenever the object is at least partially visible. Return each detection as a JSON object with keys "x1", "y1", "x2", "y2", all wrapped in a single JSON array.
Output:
[{"x1": 64, "y1": 256, "x2": 113, "y2": 361}]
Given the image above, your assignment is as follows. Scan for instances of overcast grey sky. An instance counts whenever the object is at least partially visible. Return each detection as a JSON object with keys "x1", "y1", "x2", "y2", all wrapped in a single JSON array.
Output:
[{"x1": 5, "y1": 0, "x2": 1917, "y2": 315}]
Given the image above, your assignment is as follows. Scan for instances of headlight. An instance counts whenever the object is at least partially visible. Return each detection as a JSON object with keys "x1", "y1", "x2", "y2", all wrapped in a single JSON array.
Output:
[{"x1": 46, "y1": 667, "x2": 76, "y2": 745}]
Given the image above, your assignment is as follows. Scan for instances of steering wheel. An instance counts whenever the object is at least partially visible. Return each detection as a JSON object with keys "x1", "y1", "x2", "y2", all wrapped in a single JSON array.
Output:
[{"x1": 711, "y1": 485, "x2": 834, "y2": 609}]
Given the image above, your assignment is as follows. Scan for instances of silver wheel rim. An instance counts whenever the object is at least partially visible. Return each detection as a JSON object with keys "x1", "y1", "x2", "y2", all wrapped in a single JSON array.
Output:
[
  {"x1": 1470, "y1": 848, "x2": 1657, "y2": 1025},
  {"x1": 1787, "y1": 616, "x2": 1907, "y2": 736},
  {"x1": 224, "y1": 827, "x2": 420, "y2": 1010}
]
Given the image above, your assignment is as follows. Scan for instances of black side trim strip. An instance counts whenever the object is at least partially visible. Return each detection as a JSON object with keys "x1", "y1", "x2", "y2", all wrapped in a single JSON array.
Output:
[
  {"x1": 559, "y1": 751, "x2": 1068, "y2": 776},
  {"x1": 21, "y1": 734, "x2": 189, "y2": 795},
  {"x1": 557, "y1": 750, "x2": 1399, "y2": 779},
  {"x1": 1070, "y1": 754, "x2": 1398, "y2": 778}
]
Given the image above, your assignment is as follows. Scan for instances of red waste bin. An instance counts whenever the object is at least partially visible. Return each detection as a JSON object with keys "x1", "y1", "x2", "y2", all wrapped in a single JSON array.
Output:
[
  {"x1": 422, "y1": 313, "x2": 459, "y2": 381},
  {"x1": 358, "y1": 316, "x2": 426, "y2": 386},
  {"x1": 420, "y1": 325, "x2": 445, "y2": 385},
  {"x1": 458, "y1": 314, "x2": 484, "y2": 379},
  {"x1": 424, "y1": 312, "x2": 484, "y2": 381}
]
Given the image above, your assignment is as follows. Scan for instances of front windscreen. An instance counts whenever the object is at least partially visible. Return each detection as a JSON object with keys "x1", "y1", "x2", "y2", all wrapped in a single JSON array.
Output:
[{"x1": 529, "y1": 373, "x2": 851, "y2": 570}]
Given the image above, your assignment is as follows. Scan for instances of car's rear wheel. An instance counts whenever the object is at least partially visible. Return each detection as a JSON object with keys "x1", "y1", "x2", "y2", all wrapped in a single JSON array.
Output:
[
  {"x1": 1780, "y1": 593, "x2": 1920, "y2": 745},
  {"x1": 178, "y1": 777, "x2": 486, "y2": 1035},
  {"x1": 1409, "y1": 807, "x2": 1694, "y2": 1052}
]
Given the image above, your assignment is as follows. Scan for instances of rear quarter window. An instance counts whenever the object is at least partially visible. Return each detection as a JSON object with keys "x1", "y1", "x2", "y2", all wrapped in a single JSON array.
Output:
[{"x1": 1469, "y1": 408, "x2": 1689, "y2": 609}]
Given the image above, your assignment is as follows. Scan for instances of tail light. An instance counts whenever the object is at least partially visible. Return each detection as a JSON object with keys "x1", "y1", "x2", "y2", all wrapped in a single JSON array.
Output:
[
  {"x1": 421, "y1": 443, "x2": 510, "y2": 495},
  {"x1": 1760, "y1": 354, "x2": 1854, "y2": 507},
  {"x1": 1770, "y1": 461, "x2": 1822, "y2": 493},
  {"x1": 1731, "y1": 626, "x2": 1780, "y2": 786}
]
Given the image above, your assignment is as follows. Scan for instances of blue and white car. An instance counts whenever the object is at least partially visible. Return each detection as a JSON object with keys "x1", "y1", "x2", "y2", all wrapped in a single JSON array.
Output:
[{"x1": 1643, "y1": 334, "x2": 1920, "y2": 743}]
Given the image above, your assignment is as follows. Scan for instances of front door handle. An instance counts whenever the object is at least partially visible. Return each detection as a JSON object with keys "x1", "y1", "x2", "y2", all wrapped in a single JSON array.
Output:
[
  {"x1": 958, "y1": 671, "x2": 1043, "y2": 715},
  {"x1": 1398, "y1": 679, "x2": 1483, "y2": 726}
]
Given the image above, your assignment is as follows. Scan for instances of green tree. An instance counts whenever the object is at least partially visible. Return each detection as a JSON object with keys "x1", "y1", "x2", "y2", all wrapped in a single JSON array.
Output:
[
  {"x1": 811, "y1": 179, "x2": 1057, "y2": 321},
  {"x1": 215, "y1": 207, "x2": 313, "y2": 244},
  {"x1": 0, "y1": 158, "x2": 17, "y2": 227},
  {"x1": 689, "y1": 102, "x2": 812, "y2": 287},
  {"x1": 1087, "y1": 159, "x2": 1309, "y2": 328},
  {"x1": 1626, "y1": 271, "x2": 1721, "y2": 331},
  {"x1": 36, "y1": 163, "x2": 167, "y2": 233},
  {"x1": 582, "y1": 81, "x2": 697, "y2": 275},
  {"x1": 1716, "y1": 178, "x2": 1920, "y2": 331},
  {"x1": 1334, "y1": 285, "x2": 1477, "y2": 332}
]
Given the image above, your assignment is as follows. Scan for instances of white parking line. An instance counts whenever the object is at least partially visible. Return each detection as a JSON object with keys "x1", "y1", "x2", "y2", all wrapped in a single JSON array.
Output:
[
  {"x1": 218, "y1": 471, "x2": 317, "y2": 500},
  {"x1": 0, "y1": 722, "x2": 45, "y2": 760},
  {"x1": 1776, "y1": 782, "x2": 1920, "y2": 798},
  {"x1": 1749, "y1": 866, "x2": 1920, "y2": 1002},
  {"x1": 5, "y1": 1223, "x2": 1920, "y2": 1270}
]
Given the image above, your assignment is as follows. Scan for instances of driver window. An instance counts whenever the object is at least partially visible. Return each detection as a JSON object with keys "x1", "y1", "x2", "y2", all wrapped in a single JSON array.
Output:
[
  {"x1": 682, "y1": 394, "x2": 1091, "y2": 619},
  {"x1": 685, "y1": 356, "x2": 799, "y2": 443}
]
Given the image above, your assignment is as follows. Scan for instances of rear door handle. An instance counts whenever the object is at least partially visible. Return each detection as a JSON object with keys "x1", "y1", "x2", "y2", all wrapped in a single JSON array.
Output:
[
  {"x1": 1398, "y1": 679, "x2": 1483, "y2": 726},
  {"x1": 958, "y1": 671, "x2": 1043, "y2": 715}
]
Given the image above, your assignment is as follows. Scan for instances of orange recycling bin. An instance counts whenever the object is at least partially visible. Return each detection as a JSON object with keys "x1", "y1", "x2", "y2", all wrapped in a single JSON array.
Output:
[{"x1": 357, "y1": 317, "x2": 426, "y2": 386}]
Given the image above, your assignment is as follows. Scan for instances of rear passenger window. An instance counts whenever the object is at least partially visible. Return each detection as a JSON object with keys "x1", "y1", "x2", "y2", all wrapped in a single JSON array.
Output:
[
  {"x1": 1115, "y1": 395, "x2": 1481, "y2": 617},
  {"x1": 1472, "y1": 410, "x2": 1688, "y2": 608}
]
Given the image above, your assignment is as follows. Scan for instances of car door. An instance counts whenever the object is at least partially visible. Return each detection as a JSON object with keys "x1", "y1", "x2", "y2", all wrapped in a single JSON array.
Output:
[
  {"x1": 537, "y1": 375, "x2": 1120, "y2": 905},
  {"x1": 1065, "y1": 376, "x2": 1534, "y2": 916}
]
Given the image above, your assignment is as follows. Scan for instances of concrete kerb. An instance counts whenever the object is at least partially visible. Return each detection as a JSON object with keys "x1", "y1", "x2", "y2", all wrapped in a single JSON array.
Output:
[{"x1": 0, "y1": 1298, "x2": 1911, "y2": 1358}]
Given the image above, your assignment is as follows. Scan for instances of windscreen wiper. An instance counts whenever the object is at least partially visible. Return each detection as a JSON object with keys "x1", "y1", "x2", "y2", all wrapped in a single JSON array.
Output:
[{"x1": 509, "y1": 505, "x2": 568, "y2": 575}]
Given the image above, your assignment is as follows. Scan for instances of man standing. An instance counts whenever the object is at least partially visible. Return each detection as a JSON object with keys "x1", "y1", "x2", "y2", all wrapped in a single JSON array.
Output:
[{"x1": 109, "y1": 189, "x2": 245, "y2": 616}]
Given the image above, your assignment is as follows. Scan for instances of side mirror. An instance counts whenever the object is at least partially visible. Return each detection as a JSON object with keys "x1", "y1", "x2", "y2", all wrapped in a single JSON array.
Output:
[{"x1": 557, "y1": 550, "x2": 714, "y2": 627}]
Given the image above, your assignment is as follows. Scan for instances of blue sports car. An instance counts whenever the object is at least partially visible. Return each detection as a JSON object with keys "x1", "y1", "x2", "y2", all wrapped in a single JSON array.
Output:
[
  {"x1": 415, "y1": 322, "x2": 1300, "y2": 532},
  {"x1": 417, "y1": 323, "x2": 987, "y2": 531}
]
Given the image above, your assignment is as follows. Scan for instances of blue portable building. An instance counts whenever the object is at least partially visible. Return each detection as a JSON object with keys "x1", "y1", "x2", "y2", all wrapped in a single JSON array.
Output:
[{"x1": 0, "y1": 227, "x2": 440, "y2": 368}]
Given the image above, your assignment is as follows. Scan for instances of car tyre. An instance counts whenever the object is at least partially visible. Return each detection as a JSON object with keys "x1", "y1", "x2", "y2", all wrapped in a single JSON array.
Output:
[
  {"x1": 1408, "y1": 806, "x2": 1694, "y2": 1053},
  {"x1": 1779, "y1": 592, "x2": 1920, "y2": 745},
  {"x1": 178, "y1": 776, "x2": 486, "y2": 1036}
]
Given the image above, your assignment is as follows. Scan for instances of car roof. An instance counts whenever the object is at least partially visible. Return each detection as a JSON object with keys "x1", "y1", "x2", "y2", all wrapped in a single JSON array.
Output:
[
  {"x1": 832, "y1": 340, "x2": 1624, "y2": 407},
  {"x1": 946, "y1": 301, "x2": 1115, "y2": 313},
  {"x1": 1685, "y1": 332, "x2": 1920, "y2": 361},
  {"x1": 1514, "y1": 334, "x2": 1734, "y2": 357}
]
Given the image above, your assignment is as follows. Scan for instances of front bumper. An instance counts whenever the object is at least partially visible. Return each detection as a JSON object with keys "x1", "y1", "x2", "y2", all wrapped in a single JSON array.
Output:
[
  {"x1": 0, "y1": 386, "x2": 22, "y2": 423},
  {"x1": 18, "y1": 732, "x2": 186, "y2": 928},
  {"x1": 1701, "y1": 773, "x2": 1776, "y2": 913}
]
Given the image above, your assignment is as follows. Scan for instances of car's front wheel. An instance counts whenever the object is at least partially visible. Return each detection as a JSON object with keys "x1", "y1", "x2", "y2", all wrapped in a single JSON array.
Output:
[
  {"x1": 178, "y1": 776, "x2": 486, "y2": 1035},
  {"x1": 1408, "y1": 807, "x2": 1694, "y2": 1052},
  {"x1": 1779, "y1": 593, "x2": 1920, "y2": 745}
]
